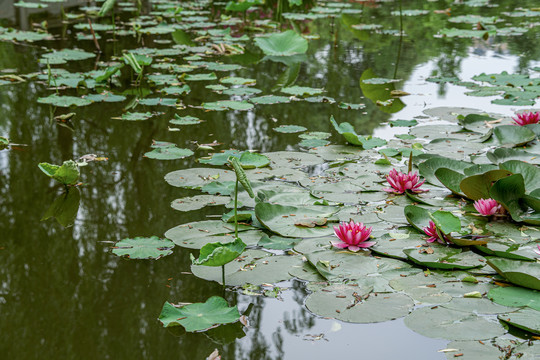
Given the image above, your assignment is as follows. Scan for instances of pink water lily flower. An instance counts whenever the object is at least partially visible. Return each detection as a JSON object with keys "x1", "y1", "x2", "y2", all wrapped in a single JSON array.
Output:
[
  {"x1": 384, "y1": 168, "x2": 428, "y2": 194},
  {"x1": 423, "y1": 220, "x2": 446, "y2": 244},
  {"x1": 534, "y1": 244, "x2": 540, "y2": 257},
  {"x1": 473, "y1": 198, "x2": 502, "y2": 216},
  {"x1": 332, "y1": 220, "x2": 375, "y2": 252},
  {"x1": 512, "y1": 111, "x2": 539, "y2": 126}
]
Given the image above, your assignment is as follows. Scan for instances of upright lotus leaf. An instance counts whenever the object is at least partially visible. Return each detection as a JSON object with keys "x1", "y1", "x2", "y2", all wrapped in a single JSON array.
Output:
[
  {"x1": 112, "y1": 236, "x2": 174, "y2": 259},
  {"x1": 459, "y1": 169, "x2": 513, "y2": 200},
  {"x1": 158, "y1": 296, "x2": 240, "y2": 332},
  {"x1": 404, "y1": 205, "x2": 431, "y2": 232},
  {"x1": 498, "y1": 308, "x2": 540, "y2": 335},
  {"x1": 418, "y1": 157, "x2": 471, "y2": 186},
  {"x1": 254, "y1": 30, "x2": 308, "y2": 56},
  {"x1": 403, "y1": 247, "x2": 485, "y2": 270},
  {"x1": 489, "y1": 174, "x2": 526, "y2": 221},
  {"x1": 434, "y1": 168, "x2": 466, "y2": 196},
  {"x1": 41, "y1": 188, "x2": 80, "y2": 227},
  {"x1": 429, "y1": 210, "x2": 461, "y2": 235},
  {"x1": 494, "y1": 125, "x2": 536, "y2": 147},
  {"x1": 499, "y1": 160, "x2": 540, "y2": 193},
  {"x1": 486, "y1": 257, "x2": 540, "y2": 290},
  {"x1": 38, "y1": 160, "x2": 80, "y2": 186},
  {"x1": 228, "y1": 157, "x2": 254, "y2": 198},
  {"x1": 191, "y1": 237, "x2": 246, "y2": 267},
  {"x1": 98, "y1": 0, "x2": 116, "y2": 16},
  {"x1": 488, "y1": 286, "x2": 540, "y2": 311},
  {"x1": 404, "y1": 306, "x2": 505, "y2": 340}
]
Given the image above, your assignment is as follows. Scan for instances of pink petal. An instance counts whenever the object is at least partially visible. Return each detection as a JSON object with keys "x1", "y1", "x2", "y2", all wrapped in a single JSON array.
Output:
[
  {"x1": 347, "y1": 245, "x2": 360, "y2": 252},
  {"x1": 331, "y1": 240, "x2": 349, "y2": 249},
  {"x1": 357, "y1": 241, "x2": 376, "y2": 248}
]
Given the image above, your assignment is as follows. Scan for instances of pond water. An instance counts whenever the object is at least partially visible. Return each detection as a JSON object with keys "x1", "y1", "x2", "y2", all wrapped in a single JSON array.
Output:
[{"x1": 1, "y1": 0, "x2": 540, "y2": 359}]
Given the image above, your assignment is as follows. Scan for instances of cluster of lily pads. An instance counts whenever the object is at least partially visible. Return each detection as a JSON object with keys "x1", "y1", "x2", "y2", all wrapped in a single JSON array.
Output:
[
  {"x1": 148, "y1": 105, "x2": 539, "y2": 358},
  {"x1": 7, "y1": 0, "x2": 539, "y2": 357}
]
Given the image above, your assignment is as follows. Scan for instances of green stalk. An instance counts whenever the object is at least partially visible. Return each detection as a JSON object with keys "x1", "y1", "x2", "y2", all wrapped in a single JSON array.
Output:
[
  {"x1": 234, "y1": 178, "x2": 239, "y2": 238},
  {"x1": 222, "y1": 265, "x2": 226, "y2": 287}
]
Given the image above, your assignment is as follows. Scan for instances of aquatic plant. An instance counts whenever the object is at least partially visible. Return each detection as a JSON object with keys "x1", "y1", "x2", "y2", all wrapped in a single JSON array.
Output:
[
  {"x1": 384, "y1": 168, "x2": 427, "y2": 194},
  {"x1": 473, "y1": 198, "x2": 502, "y2": 216},
  {"x1": 331, "y1": 220, "x2": 374, "y2": 251},
  {"x1": 512, "y1": 111, "x2": 539, "y2": 126},
  {"x1": 38, "y1": 160, "x2": 80, "y2": 187},
  {"x1": 534, "y1": 245, "x2": 540, "y2": 256},
  {"x1": 423, "y1": 220, "x2": 446, "y2": 244}
]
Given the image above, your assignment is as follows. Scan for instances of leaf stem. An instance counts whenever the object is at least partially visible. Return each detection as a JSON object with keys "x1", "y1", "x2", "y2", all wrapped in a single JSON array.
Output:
[{"x1": 234, "y1": 178, "x2": 239, "y2": 238}]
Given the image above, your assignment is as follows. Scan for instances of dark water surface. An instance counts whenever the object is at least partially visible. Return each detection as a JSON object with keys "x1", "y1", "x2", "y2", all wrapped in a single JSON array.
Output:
[{"x1": 1, "y1": 0, "x2": 539, "y2": 359}]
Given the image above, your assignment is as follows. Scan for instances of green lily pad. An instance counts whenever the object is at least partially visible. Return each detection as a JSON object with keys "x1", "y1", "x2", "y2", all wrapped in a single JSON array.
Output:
[
  {"x1": 254, "y1": 30, "x2": 308, "y2": 56},
  {"x1": 255, "y1": 202, "x2": 337, "y2": 238},
  {"x1": 281, "y1": 86, "x2": 324, "y2": 97},
  {"x1": 170, "y1": 115, "x2": 203, "y2": 125},
  {"x1": 113, "y1": 112, "x2": 155, "y2": 121},
  {"x1": 258, "y1": 234, "x2": 301, "y2": 250},
  {"x1": 38, "y1": 94, "x2": 92, "y2": 107},
  {"x1": 144, "y1": 143, "x2": 193, "y2": 160},
  {"x1": 184, "y1": 72, "x2": 217, "y2": 81},
  {"x1": 171, "y1": 195, "x2": 229, "y2": 212},
  {"x1": 404, "y1": 306, "x2": 505, "y2": 340},
  {"x1": 460, "y1": 169, "x2": 513, "y2": 200},
  {"x1": 403, "y1": 247, "x2": 485, "y2": 270},
  {"x1": 305, "y1": 286, "x2": 414, "y2": 324},
  {"x1": 494, "y1": 125, "x2": 536, "y2": 147},
  {"x1": 249, "y1": 95, "x2": 291, "y2": 104},
  {"x1": 202, "y1": 100, "x2": 254, "y2": 111},
  {"x1": 112, "y1": 236, "x2": 174, "y2": 259},
  {"x1": 498, "y1": 308, "x2": 540, "y2": 335},
  {"x1": 273, "y1": 125, "x2": 307, "y2": 133},
  {"x1": 158, "y1": 296, "x2": 240, "y2": 331},
  {"x1": 486, "y1": 257, "x2": 540, "y2": 290},
  {"x1": 165, "y1": 220, "x2": 252, "y2": 247},
  {"x1": 488, "y1": 286, "x2": 540, "y2": 311}
]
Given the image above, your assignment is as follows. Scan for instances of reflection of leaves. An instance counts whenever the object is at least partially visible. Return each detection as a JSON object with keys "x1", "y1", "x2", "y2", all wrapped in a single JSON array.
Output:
[
  {"x1": 204, "y1": 321, "x2": 246, "y2": 345},
  {"x1": 41, "y1": 188, "x2": 80, "y2": 227},
  {"x1": 359, "y1": 69, "x2": 404, "y2": 114}
]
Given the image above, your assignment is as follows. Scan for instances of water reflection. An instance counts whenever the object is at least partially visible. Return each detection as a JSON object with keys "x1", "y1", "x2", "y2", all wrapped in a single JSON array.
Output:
[{"x1": 1, "y1": 0, "x2": 540, "y2": 358}]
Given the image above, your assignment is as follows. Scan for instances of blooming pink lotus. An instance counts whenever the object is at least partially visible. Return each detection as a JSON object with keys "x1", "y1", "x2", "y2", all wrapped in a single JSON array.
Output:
[
  {"x1": 423, "y1": 221, "x2": 446, "y2": 244},
  {"x1": 512, "y1": 111, "x2": 539, "y2": 126},
  {"x1": 473, "y1": 198, "x2": 502, "y2": 216},
  {"x1": 384, "y1": 169, "x2": 427, "y2": 194},
  {"x1": 332, "y1": 220, "x2": 375, "y2": 252}
]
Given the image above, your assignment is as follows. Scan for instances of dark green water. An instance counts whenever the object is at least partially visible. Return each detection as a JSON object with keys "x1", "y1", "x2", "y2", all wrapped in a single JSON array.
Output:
[{"x1": 1, "y1": 0, "x2": 539, "y2": 359}]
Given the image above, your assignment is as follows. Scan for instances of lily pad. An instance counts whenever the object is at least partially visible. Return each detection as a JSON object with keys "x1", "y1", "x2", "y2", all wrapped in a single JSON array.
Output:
[
  {"x1": 158, "y1": 296, "x2": 240, "y2": 331},
  {"x1": 487, "y1": 286, "x2": 540, "y2": 311},
  {"x1": 273, "y1": 125, "x2": 307, "y2": 133},
  {"x1": 403, "y1": 247, "x2": 485, "y2": 270},
  {"x1": 254, "y1": 30, "x2": 308, "y2": 56},
  {"x1": 498, "y1": 308, "x2": 540, "y2": 335},
  {"x1": 486, "y1": 257, "x2": 540, "y2": 290},
  {"x1": 112, "y1": 236, "x2": 174, "y2": 259}
]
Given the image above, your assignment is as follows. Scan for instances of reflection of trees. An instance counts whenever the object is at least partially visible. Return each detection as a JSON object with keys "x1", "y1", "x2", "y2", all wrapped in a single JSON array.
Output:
[{"x1": 2, "y1": 0, "x2": 540, "y2": 358}]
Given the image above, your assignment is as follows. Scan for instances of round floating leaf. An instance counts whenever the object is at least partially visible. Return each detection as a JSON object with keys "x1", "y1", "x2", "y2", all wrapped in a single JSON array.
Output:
[
  {"x1": 442, "y1": 339, "x2": 516, "y2": 360},
  {"x1": 158, "y1": 296, "x2": 240, "y2": 332},
  {"x1": 498, "y1": 308, "x2": 540, "y2": 335},
  {"x1": 258, "y1": 234, "x2": 301, "y2": 250},
  {"x1": 273, "y1": 125, "x2": 307, "y2": 133},
  {"x1": 238, "y1": 152, "x2": 270, "y2": 169},
  {"x1": 144, "y1": 146, "x2": 194, "y2": 160},
  {"x1": 202, "y1": 100, "x2": 254, "y2": 111},
  {"x1": 191, "y1": 237, "x2": 246, "y2": 267},
  {"x1": 488, "y1": 286, "x2": 540, "y2": 311},
  {"x1": 254, "y1": 30, "x2": 308, "y2": 56},
  {"x1": 184, "y1": 73, "x2": 217, "y2": 81},
  {"x1": 281, "y1": 86, "x2": 324, "y2": 97},
  {"x1": 170, "y1": 115, "x2": 203, "y2": 125},
  {"x1": 171, "y1": 195, "x2": 229, "y2": 212},
  {"x1": 305, "y1": 286, "x2": 414, "y2": 324},
  {"x1": 299, "y1": 139, "x2": 330, "y2": 148},
  {"x1": 112, "y1": 236, "x2": 174, "y2": 259},
  {"x1": 165, "y1": 168, "x2": 236, "y2": 189},
  {"x1": 403, "y1": 247, "x2": 485, "y2": 270},
  {"x1": 165, "y1": 220, "x2": 252, "y2": 247},
  {"x1": 404, "y1": 306, "x2": 506, "y2": 340},
  {"x1": 113, "y1": 112, "x2": 155, "y2": 121},
  {"x1": 191, "y1": 249, "x2": 302, "y2": 285},
  {"x1": 486, "y1": 257, "x2": 540, "y2": 290},
  {"x1": 249, "y1": 95, "x2": 291, "y2": 104},
  {"x1": 255, "y1": 202, "x2": 337, "y2": 238},
  {"x1": 370, "y1": 233, "x2": 427, "y2": 260},
  {"x1": 494, "y1": 125, "x2": 536, "y2": 147},
  {"x1": 219, "y1": 76, "x2": 256, "y2": 85},
  {"x1": 38, "y1": 94, "x2": 92, "y2": 107},
  {"x1": 441, "y1": 297, "x2": 517, "y2": 314}
]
